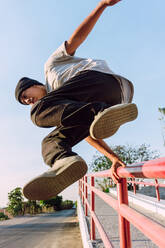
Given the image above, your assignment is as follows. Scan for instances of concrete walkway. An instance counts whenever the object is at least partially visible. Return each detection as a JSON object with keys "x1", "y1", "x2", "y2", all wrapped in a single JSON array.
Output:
[
  {"x1": 91, "y1": 194, "x2": 164, "y2": 248},
  {"x1": 0, "y1": 209, "x2": 83, "y2": 248}
]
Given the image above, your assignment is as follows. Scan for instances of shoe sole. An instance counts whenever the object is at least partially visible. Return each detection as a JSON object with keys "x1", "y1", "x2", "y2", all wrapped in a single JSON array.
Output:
[
  {"x1": 90, "y1": 103, "x2": 138, "y2": 140},
  {"x1": 23, "y1": 160, "x2": 87, "y2": 200}
]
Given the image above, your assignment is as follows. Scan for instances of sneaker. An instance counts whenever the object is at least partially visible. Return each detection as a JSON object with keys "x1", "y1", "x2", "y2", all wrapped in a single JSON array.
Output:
[
  {"x1": 23, "y1": 155, "x2": 87, "y2": 200},
  {"x1": 89, "y1": 103, "x2": 138, "y2": 140}
]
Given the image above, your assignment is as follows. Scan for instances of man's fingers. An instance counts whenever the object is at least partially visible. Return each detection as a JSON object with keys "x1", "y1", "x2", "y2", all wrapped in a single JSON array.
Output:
[
  {"x1": 120, "y1": 161, "x2": 126, "y2": 167},
  {"x1": 113, "y1": 171, "x2": 120, "y2": 180},
  {"x1": 111, "y1": 166, "x2": 120, "y2": 184},
  {"x1": 111, "y1": 160, "x2": 125, "y2": 184},
  {"x1": 111, "y1": 173, "x2": 119, "y2": 184}
]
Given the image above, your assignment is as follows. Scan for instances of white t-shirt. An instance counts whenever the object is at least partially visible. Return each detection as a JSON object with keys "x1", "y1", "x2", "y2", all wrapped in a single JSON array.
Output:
[{"x1": 44, "y1": 42, "x2": 133, "y2": 103}]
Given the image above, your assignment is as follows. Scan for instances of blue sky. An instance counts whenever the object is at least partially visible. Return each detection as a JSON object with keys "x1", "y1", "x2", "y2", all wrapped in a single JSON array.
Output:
[{"x1": 0, "y1": 0, "x2": 164, "y2": 207}]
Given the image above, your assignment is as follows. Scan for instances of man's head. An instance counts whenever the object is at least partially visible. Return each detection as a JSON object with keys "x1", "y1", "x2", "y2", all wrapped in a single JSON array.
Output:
[{"x1": 15, "y1": 77, "x2": 47, "y2": 105}]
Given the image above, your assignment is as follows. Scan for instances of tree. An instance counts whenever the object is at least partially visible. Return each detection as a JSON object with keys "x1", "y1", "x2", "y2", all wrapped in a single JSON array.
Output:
[
  {"x1": 89, "y1": 144, "x2": 159, "y2": 191},
  {"x1": 112, "y1": 144, "x2": 159, "y2": 165},
  {"x1": 159, "y1": 107, "x2": 165, "y2": 146},
  {"x1": 22, "y1": 200, "x2": 42, "y2": 215},
  {"x1": 7, "y1": 187, "x2": 24, "y2": 216},
  {"x1": 89, "y1": 155, "x2": 113, "y2": 191},
  {"x1": 61, "y1": 200, "x2": 74, "y2": 210},
  {"x1": 0, "y1": 212, "x2": 9, "y2": 221},
  {"x1": 40, "y1": 196, "x2": 63, "y2": 211}
]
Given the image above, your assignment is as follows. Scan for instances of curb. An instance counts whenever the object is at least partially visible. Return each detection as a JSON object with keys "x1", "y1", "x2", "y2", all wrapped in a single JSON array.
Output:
[
  {"x1": 110, "y1": 188, "x2": 165, "y2": 217},
  {"x1": 77, "y1": 196, "x2": 93, "y2": 248}
]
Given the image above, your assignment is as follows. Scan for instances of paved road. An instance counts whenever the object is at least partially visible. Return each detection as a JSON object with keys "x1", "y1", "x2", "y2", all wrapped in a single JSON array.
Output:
[{"x1": 0, "y1": 209, "x2": 83, "y2": 248}]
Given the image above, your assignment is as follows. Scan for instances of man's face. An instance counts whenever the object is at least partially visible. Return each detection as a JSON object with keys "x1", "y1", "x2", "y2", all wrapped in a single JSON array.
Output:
[{"x1": 20, "y1": 85, "x2": 47, "y2": 105}]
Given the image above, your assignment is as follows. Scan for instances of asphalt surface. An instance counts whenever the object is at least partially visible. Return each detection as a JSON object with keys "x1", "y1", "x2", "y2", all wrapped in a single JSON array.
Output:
[{"x1": 0, "y1": 209, "x2": 83, "y2": 248}]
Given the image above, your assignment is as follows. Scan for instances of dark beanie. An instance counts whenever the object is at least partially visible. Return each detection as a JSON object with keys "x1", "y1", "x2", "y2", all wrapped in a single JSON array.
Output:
[{"x1": 15, "y1": 77, "x2": 44, "y2": 104}]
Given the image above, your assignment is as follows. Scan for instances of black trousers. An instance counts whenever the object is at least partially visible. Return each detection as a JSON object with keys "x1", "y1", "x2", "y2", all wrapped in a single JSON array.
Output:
[{"x1": 31, "y1": 70, "x2": 122, "y2": 167}]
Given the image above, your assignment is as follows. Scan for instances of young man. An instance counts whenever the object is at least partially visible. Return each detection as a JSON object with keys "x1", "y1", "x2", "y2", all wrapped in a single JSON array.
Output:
[{"x1": 15, "y1": 0, "x2": 138, "y2": 200}]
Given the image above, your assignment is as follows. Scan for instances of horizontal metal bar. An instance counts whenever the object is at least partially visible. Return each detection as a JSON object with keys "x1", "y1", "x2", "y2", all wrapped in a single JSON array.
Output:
[
  {"x1": 88, "y1": 170, "x2": 112, "y2": 178},
  {"x1": 118, "y1": 158, "x2": 165, "y2": 179},
  {"x1": 87, "y1": 157, "x2": 165, "y2": 179},
  {"x1": 81, "y1": 185, "x2": 165, "y2": 247},
  {"x1": 127, "y1": 180, "x2": 165, "y2": 188},
  {"x1": 127, "y1": 181, "x2": 155, "y2": 186},
  {"x1": 90, "y1": 185, "x2": 118, "y2": 211},
  {"x1": 91, "y1": 210, "x2": 114, "y2": 248},
  {"x1": 119, "y1": 203, "x2": 165, "y2": 247},
  {"x1": 85, "y1": 198, "x2": 90, "y2": 211},
  {"x1": 83, "y1": 190, "x2": 114, "y2": 248},
  {"x1": 79, "y1": 157, "x2": 165, "y2": 248}
]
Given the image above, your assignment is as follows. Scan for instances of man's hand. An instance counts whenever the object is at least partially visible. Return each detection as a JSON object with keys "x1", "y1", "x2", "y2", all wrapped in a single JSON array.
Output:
[
  {"x1": 111, "y1": 157, "x2": 125, "y2": 184},
  {"x1": 101, "y1": 0, "x2": 121, "y2": 6}
]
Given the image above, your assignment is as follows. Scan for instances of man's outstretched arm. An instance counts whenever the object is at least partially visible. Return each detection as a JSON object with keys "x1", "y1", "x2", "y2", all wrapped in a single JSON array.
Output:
[
  {"x1": 85, "y1": 136, "x2": 125, "y2": 184},
  {"x1": 66, "y1": 0, "x2": 121, "y2": 55}
]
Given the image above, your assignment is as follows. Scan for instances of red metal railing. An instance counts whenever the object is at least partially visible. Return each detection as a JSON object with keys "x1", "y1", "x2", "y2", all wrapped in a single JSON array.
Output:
[
  {"x1": 79, "y1": 157, "x2": 165, "y2": 248},
  {"x1": 125, "y1": 160, "x2": 165, "y2": 201}
]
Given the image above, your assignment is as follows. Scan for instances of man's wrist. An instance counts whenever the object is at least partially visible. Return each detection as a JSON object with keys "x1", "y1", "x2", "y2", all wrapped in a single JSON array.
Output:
[{"x1": 98, "y1": 0, "x2": 109, "y2": 9}]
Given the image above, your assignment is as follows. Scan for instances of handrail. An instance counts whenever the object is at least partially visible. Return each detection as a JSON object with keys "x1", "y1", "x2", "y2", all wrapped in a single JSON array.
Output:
[
  {"x1": 118, "y1": 158, "x2": 165, "y2": 178},
  {"x1": 79, "y1": 157, "x2": 165, "y2": 248}
]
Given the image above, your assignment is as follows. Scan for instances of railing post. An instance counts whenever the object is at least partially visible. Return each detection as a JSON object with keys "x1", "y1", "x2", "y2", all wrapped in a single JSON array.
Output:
[
  {"x1": 155, "y1": 179, "x2": 160, "y2": 201},
  {"x1": 82, "y1": 177, "x2": 85, "y2": 206},
  {"x1": 117, "y1": 178, "x2": 132, "y2": 248},
  {"x1": 133, "y1": 179, "x2": 136, "y2": 195},
  {"x1": 90, "y1": 176, "x2": 95, "y2": 240},
  {"x1": 79, "y1": 180, "x2": 81, "y2": 198},
  {"x1": 85, "y1": 176, "x2": 88, "y2": 216}
]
